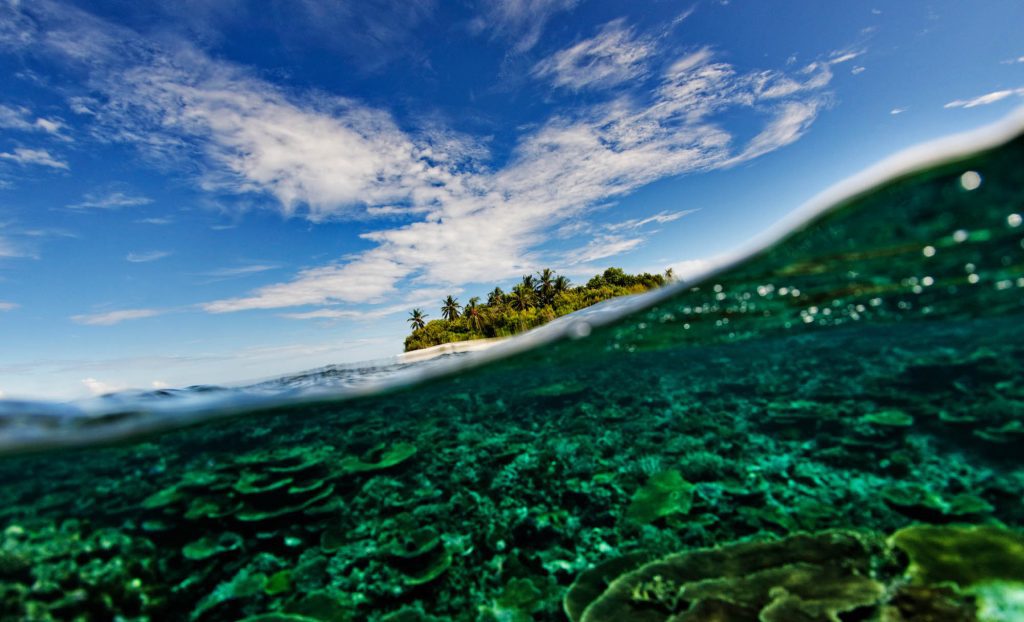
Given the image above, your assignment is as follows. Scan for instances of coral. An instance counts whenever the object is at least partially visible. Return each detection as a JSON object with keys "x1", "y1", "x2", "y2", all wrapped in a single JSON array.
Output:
[
  {"x1": 860, "y1": 409, "x2": 915, "y2": 427},
  {"x1": 0, "y1": 520, "x2": 160, "y2": 620},
  {"x1": 889, "y1": 524, "x2": 1024, "y2": 588},
  {"x1": 882, "y1": 484, "x2": 994, "y2": 522},
  {"x1": 624, "y1": 470, "x2": 694, "y2": 525},
  {"x1": 564, "y1": 553, "x2": 651, "y2": 622},
  {"x1": 339, "y1": 442, "x2": 418, "y2": 473},
  {"x1": 183, "y1": 531, "x2": 244, "y2": 561},
  {"x1": 573, "y1": 531, "x2": 886, "y2": 622}
]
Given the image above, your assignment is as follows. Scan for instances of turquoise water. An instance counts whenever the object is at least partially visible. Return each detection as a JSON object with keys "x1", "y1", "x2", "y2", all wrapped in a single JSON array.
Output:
[{"x1": 1, "y1": 123, "x2": 1024, "y2": 620}]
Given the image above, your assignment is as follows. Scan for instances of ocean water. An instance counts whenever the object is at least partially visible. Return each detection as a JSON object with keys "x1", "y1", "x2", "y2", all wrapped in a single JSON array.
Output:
[{"x1": 1, "y1": 119, "x2": 1024, "y2": 621}]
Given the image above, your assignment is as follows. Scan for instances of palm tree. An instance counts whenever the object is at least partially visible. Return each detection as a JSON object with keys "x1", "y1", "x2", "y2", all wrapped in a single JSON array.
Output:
[
  {"x1": 510, "y1": 283, "x2": 535, "y2": 311},
  {"x1": 441, "y1": 295, "x2": 461, "y2": 321},
  {"x1": 665, "y1": 267, "x2": 675, "y2": 281},
  {"x1": 553, "y1": 275, "x2": 571, "y2": 294},
  {"x1": 537, "y1": 268, "x2": 555, "y2": 306},
  {"x1": 487, "y1": 287, "x2": 505, "y2": 307},
  {"x1": 408, "y1": 308, "x2": 427, "y2": 331},
  {"x1": 464, "y1": 297, "x2": 484, "y2": 333},
  {"x1": 520, "y1": 274, "x2": 536, "y2": 292}
]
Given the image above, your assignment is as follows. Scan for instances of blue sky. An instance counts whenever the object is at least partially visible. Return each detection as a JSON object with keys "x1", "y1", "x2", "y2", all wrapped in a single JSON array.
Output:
[{"x1": 0, "y1": 0, "x2": 1022, "y2": 398}]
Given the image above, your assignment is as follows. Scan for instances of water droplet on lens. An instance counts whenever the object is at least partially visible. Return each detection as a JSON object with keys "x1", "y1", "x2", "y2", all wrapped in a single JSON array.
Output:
[
  {"x1": 568, "y1": 322, "x2": 592, "y2": 339},
  {"x1": 960, "y1": 170, "x2": 982, "y2": 190}
]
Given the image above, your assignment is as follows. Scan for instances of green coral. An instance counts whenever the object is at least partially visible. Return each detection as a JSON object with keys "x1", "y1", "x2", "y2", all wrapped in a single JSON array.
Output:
[
  {"x1": 860, "y1": 409, "x2": 915, "y2": 427},
  {"x1": 574, "y1": 531, "x2": 885, "y2": 622},
  {"x1": 339, "y1": 442, "x2": 417, "y2": 473},
  {"x1": 889, "y1": 524, "x2": 1024, "y2": 588},
  {"x1": 624, "y1": 470, "x2": 694, "y2": 525},
  {"x1": 882, "y1": 484, "x2": 993, "y2": 521},
  {"x1": 890, "y1": 525, "x2": 1024, "y2": 622},
  {"x1": 183, "y1": 532, "x2": 244, "y2": 561}
]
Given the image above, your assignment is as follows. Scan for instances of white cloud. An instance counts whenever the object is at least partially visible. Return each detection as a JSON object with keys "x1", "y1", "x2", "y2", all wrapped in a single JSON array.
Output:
[
  {"x1": 571, "y1": 235, "x2": 644, "y2": 263},
  {"x1": 890, "y1": 107, "x2": 907, "y2": 115},
  {"x1": 828, "y1": 50, "x2": 863, "y2": 65},
  {"x1": 71, "y1": 308, "x2": 163, "y2": 325},
  {"x1": 0, "y1": 147, "x2": 68, "y2": 169},
  {"x1": 81, "y1": 377, "x2": 126, "y2": 395},
  {"x1": 202, "y1": 264, "x2": 277, "y2": 278},
  {"x1": 533, "y1": 18, "x2": 653, "y2": 90},
  {"x1": 109, "y1": 60, "x2": 448, "y2": 222},
  {"x1": 0, "y1": 104, "x2": 65, "y2": 135},
  {"x1": 68, "y1": 190, "x2": 152, "y2": 210},
  {"x1": 136, "y1": 217, "x2": 172, "y2": 225},
  {"x1": 851, "y1": 66, "x2": 865, "y2": 75},
  {"x1": 725, "y1": 100, "x2": 824, "y2": 164},
  {"x1": 944, "y1": 88, "x2": 1024, "y2": 109},
  {"x1": 606, "y1": 209, "x2": 698, "y2": 231},
  {"x1": 0, "y1": 301, "x2": 18, "y2": 311},
  {"x1": 204, "y1": 253, "x2": 405, "y2": 311},
  {"x1": 126, "y1": 250, "x2": 172, "y2": 263},
  {"x1": 282, "y1": 303, "x2": 405, "y2": 321},
  {"x1": 472, "y1": 0, "x2": 579, "y2": 53}
]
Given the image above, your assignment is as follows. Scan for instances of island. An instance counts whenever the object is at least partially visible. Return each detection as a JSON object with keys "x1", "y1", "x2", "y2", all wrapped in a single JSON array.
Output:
[{"x1": 404, "y1": 267, "x2": 672, "y2": 352}]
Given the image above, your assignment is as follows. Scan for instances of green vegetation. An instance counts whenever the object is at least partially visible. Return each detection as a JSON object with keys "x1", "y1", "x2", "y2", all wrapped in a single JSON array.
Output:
[{"x1": 404, "y1": 267, "x2": 669, "y2": 351}]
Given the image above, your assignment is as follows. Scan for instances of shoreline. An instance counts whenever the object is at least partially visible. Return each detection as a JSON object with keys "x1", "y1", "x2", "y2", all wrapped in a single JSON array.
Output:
[{"x1": 396, "y1": 337, "x2": 510, "y2": 363}]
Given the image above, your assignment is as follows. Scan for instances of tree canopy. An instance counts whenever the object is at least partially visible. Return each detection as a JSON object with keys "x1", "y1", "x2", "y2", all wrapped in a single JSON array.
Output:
[{"x1": 404, "y1": 267, "x2": 672, "y2": 352}]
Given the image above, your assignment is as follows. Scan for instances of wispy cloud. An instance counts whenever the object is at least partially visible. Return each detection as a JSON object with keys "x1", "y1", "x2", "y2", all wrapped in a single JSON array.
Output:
[
  {"x1": 135, "y1": 217, "x2": 173, "y2": 225},
  {"x1": 890, "y1": 107, "x2": 907, "y2": 115},
  {"x1": 69, "y1": 190, "x2": 152, "y2": 210},
  {"x1": 280, "y1": 289, "x2": 452, "y2": 321},
  {"x1": 606, "y1": 209, "x2": 698, "y2": 231},
  {"x1": 571, "y1": 235, "x2": 644, "y2": 264},
  {"x1": 471, "y1": 0, "x2": 579, "y2": 53},
  {"x1": 202, "y1": 264, "x2": 278, "y2": 278},
  {"x1": 281, "y1": 303, "x2": 409, "y2": 321},
  {"x1": 126, "y1": 250, "x2": 172, "y2": 263},
  {"x1": 0, "y1": 301, "x2": 18, "y2": 312},
  {"x1": 0, "y1": 104, "x2": 66, "y2": 135},
  {"x1": 0, "y1": 147, "x2": 68, "y2": 169},
  {"x1": 828, "y1": 49, "x2": 864, "y2": 65},
  {"x1": 944, "y1": 88, "x2": 1024, "y2": 109},
  {"x1": 71, "y1": 308, "x2": 163, "y2": 325},
  {"x1": 533, "y1": 18, "x2": 653, "y2": 90},
  {"x1": 0, "y1": 233, "x2": 35, "y2": 259}
]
